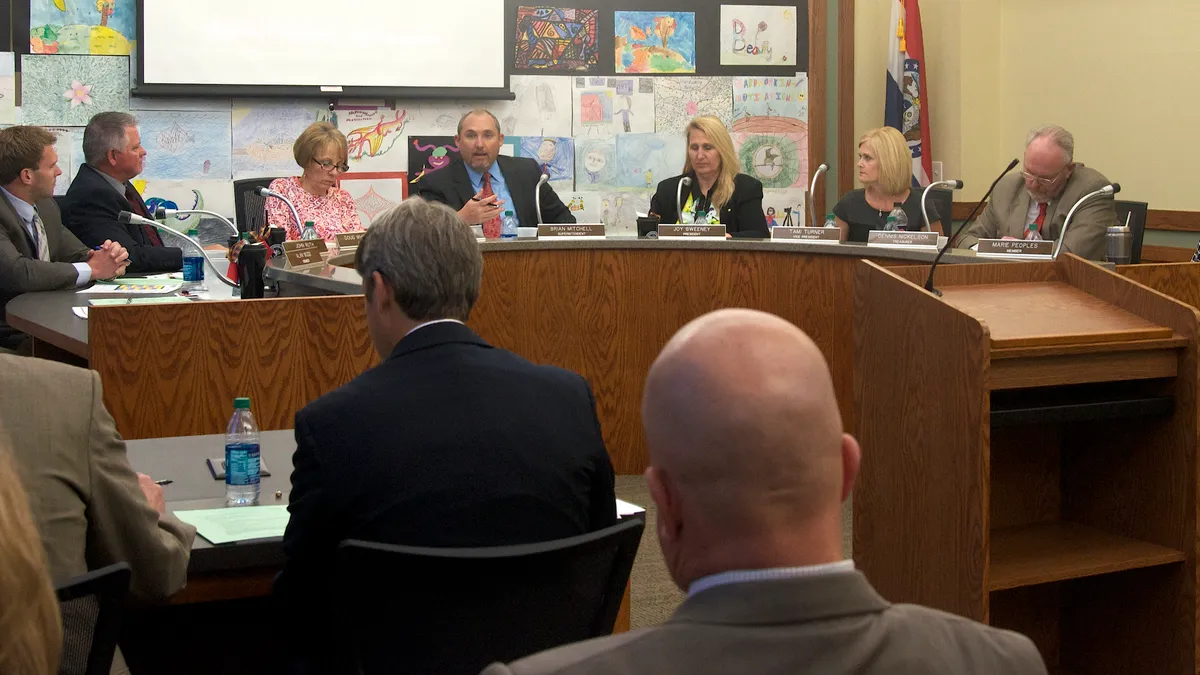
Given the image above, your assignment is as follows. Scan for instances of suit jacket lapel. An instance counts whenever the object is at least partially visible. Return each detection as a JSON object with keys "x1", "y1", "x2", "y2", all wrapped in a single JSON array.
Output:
[
  {"x1": 0, "y1": 191, "x2": 36, "y2": 256},
  {"x1": 448, "y1": 160, "x2": 477, "y2": 208}
]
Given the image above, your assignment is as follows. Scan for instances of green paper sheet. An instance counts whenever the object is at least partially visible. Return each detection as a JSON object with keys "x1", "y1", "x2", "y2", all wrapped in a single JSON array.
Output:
[{"x1": 174, "y1": 505, "x2": 291, "y2": 545}]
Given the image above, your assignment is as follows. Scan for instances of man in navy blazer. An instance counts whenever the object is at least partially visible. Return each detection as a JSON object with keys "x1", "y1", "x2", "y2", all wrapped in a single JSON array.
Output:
[
  {"x1": 61, "y1": 112, "x2": 183, "y2": 274},
  {"x1": 277, "y1": 196, "x2": 616, "y2": 672}
]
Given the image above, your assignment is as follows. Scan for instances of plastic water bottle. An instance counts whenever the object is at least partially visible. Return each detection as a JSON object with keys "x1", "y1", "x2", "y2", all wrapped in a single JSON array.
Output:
[
  {"x1": 225, "y1": 397, "x2": 260, "y2": 506},
  {"x1": 823, "y1": 213, "x2": 837, "y2": 229},
  {"x1": 300, "y1": 221, "x2": 319, "y2": 240},
  {"x1": 886, "y1": 203, "x2": 908, "y2": 231},
  {"x1": 501, "y1": 210, "x2": 518, "y2": 239},
  {"x1": 182, "y1": 228, "x2": 207, "y2": 292}
]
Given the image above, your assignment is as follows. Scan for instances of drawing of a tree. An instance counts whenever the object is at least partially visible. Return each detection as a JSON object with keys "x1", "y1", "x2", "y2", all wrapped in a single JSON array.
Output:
[
  {"x1": 654, "y1": 16, "x2": 676, "y2": 48},
  {"x1": 96, "y1": 0, "x2": 115, "y2": 27}
]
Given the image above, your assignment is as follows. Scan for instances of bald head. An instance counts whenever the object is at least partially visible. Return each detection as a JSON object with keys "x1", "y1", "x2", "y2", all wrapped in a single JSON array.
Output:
[{"x1": 643, "y1": 309, "x2": 846, "y2": 533}]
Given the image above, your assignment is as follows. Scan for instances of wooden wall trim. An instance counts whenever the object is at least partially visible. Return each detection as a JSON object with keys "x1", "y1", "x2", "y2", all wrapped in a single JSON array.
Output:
[
  {"x1": 810, "y1": 0, "x2": 827, "y2": 222},
  {"x1": 837, "y1": 0, "x2": 855, "y2": 199},
  {"x1": 1140, "y1": 245, "x2": 1195, "y2": 263},
  {"x1": 952, "y1": 201, "x2": 981, "y2": 221}
]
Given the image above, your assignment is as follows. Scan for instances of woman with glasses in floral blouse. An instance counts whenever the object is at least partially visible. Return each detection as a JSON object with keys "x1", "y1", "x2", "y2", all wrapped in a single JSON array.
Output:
[{"x1": 266, "y1": 122, "x2": 363, "y2": 241}]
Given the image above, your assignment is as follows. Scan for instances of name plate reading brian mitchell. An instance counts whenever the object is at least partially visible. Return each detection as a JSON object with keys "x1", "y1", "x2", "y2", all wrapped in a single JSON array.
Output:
[
  {"x1": 975, "y1": 238, "x2": 1055, "y2": 259},
  {"x1": 657, "y1": 224, "x2": 727, "y2": 240},
  {"x1": 334, "y1": 231, "x2": 367, "y2": 251},
  {"x1": 282, "y1": 239, "x2": 327, "y2": 269},
  {"x1": 771, "y1": 227, "x2": 840, "y2": 243},
  {"x1": 537, "y1": 223, "x2": 606, "y2": 240},
  {"x1": 866, "y1": 230, "x2": 939, "y2": 248}
]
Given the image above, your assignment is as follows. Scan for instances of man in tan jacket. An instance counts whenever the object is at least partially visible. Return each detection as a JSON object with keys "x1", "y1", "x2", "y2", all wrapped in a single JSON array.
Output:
[
  {"x1": 955, "y1": 125, "x2": 1116, "y2": 260},
  {"x1": 0, "y1": 354, "x2": 195, "y2": 674},
  {"x1": 484, "y1": 309, "x2": 1046, "y2": 675}
]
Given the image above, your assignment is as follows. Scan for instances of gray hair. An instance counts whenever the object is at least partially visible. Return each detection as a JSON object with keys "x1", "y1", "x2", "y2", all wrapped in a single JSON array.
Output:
[
  {"x1": 1026, "y1": 125, "x2": 1074, "y2": 164},
  {"x1": 82, "y1": 111, "x2": 137, "y2": 167},
  {"x1": 354, "y1": 197, "x2": 482, "y2": 322},
  {"x1": 456, "y1": 109, "x2": 502, "y2": 136}
]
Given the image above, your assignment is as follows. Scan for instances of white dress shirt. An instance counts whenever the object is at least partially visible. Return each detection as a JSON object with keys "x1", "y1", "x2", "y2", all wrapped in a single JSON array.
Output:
[
  {"x1": 0, "y1": 186, "x2": 91, "y2": 286},
  {"x1": 404, "y1": 318, "x2": 465, "y2": 337},
  {"x1": 687, "y1": 559, "x2": 857, "y2": 597}
]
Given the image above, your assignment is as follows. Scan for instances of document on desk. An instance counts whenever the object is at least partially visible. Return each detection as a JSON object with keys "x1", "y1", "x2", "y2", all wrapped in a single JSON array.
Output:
[
  {"x1": 88, "y1": 296, "x2": 192, "y2": 307},
  {"x1": 175, "y1": 505, "x2": 291, "y2": 545},
  {"x1": 78, "y1": 280, "x2": 183, "y2": 294},
  {"x1": 616, "y1": 499, "x2": 645, "y2": 517}
]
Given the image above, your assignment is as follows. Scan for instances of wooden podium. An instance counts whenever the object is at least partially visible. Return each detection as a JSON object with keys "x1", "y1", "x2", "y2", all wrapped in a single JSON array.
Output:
[{"x1": 853, "y1": 255, "x2": 1199, "y2": 674}]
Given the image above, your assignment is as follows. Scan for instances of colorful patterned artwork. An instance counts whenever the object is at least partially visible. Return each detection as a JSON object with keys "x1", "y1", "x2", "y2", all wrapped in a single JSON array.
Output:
[
  {"x1": 761, "y1": 188, "x2": 807, "y2": 228},
  {"x1": 733, "y1": 124, "x2": 808, "y2": 189},
  {"x1": 514, "y1": 6, "x2": 599, "y2": 71},
  {"x1": 654, "y1": 77, "x2": 734, "y2": 136},
  {"x1": 338, "y1": 108, "x2": 408, "y2": 172},
  {"x1": 339, "y1": 172, "x2": 408, "y2": 226},
  {"x1": 733, "y1": 75, "x2": 808, "y2": 121},
  {"x1": 138, "y1": 179, "x2": 236, "y2": 248},
  {"x1": 407, "y1": 136, "x2": 459, "y2": 186},
  {"x1": 719, "y1": 5, "x2": 798, "y2": 66},
  {"x1": 571, "y1": 77, "x2": 654, "y2": 137},
  {"x1": 614, "y1": 11, "x2": 696, "y2": 74},
  {"x1": 30, "y1": 0, "x2": 136, "y2": 55},
  {"x1": 518, "y1": 136, "x2": 574, "y2": 190},
  {"x1": 21, "y1": 55, "x2": 129, "y2": 126}
]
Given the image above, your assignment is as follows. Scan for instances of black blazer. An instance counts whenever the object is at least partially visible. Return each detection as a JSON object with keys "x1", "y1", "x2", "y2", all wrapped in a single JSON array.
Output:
[
  {"x1": 277, "y1": 322, "x2": 616, "y2": 670},
  {"x1": 415, "y1": 155, "x2": 575, "y2": 227},
  {"x1": 649, "y1": 173, "x2": 770, "y2": 238},
  {"x1": 61, "y1": 164, "x2": 183, "y2": 274}
]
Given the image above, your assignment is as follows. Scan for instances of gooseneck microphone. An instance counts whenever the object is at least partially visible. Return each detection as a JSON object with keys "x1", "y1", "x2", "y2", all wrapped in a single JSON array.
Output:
[
  {"x1": 119, "y1": 211, "x2": 238, "y2": 288},
  {"x1": 675, "y1": 177, "x2": 691, "y2": 224},
  {"x1": 808, "y1": 163, "x2": 829, "y2": 228},
  {"x1": 534, "y1": 173, "x2": 549, "y2": 225},
  {"x1": 153, "y1": 206, "x2": 239, "y2": 235},
  {"x1": 921, "y1": 179, "x2": 964, "y2": 232},
  {"x1": 923, "y1": 158, "x2": 1020, "y2": 295},
  {"x1": 1052, "y1": 183, "x2": 1121, "y2": 259},
  {"x1": 255, "y1": 186, "x2": 302, "y2": 234}
]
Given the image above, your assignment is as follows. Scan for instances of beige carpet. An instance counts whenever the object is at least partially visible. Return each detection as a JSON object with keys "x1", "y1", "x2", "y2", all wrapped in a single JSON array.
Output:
[{"x1": 614, "y1": 475, "x2": 854, "y2": 630}]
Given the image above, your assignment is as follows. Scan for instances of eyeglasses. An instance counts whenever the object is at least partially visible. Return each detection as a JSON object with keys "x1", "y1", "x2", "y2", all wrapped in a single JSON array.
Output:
[
  {"x1": 1021, "y1": 165, "x2": 1070, "y2": 187},
  {"x1": 313, "y1": 158, "x2": 350, "y2": 173}
]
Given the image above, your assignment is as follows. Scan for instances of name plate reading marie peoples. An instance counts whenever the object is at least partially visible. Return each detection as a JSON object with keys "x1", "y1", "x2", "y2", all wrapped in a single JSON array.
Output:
[
  {"x1": 976, "y1": 238, "x2": 1055, "y2": 259},
  {"x1": 334, "y1": 231, "x2": 367, "y2": 251},
  {"x1": 866, "y1": 230, "x2": 939, "y2": 248},
  {"x1": 282, "y1": 239, "x2": 327, "y2": 269},
  {"x1": 657, "y1": 224, "x2": 727, "y2": 240},
  {"x1": 537, "y1": 223, "x2": 606, "y2": 240},
  {"x1": 771, "y1": 226, "x2": 840, "y2": 243}
]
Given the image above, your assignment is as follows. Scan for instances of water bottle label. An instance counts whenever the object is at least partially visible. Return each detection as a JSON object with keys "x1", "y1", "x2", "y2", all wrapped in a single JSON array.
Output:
[
  {"x1": 225, "y1": 443, "x2": 260, "y2": 487},
  {"x1": 183, "y1": 257, "x2": 204, "y2": 282}
]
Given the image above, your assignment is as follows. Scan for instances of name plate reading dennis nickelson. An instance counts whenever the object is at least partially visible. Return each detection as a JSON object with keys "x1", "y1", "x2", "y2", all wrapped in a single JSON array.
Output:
[
  {"x1": 657, "y1": 224, "x2": 727, "y2": 239},
  {"x1": 976, "y1": 238, "x2": 1055, "y2": 259},
  {"x1": 771, "y1": 227, "x2": 840, "y2": 243},
  {"x1": 866, "y1": 230, "x2": 939, "y2": 247},
  {"x1": 282, "y1": 239, "x2": 327, "y2": 269},
  {"x1": 537, "y1": 223, "x2": 606, "y2": 239}
]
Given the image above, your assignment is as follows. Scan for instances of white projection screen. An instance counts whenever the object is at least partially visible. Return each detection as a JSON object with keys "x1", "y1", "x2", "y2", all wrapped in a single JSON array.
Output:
[{"x1": 138, "y1": 0, "x2": 508, "y2": 97}]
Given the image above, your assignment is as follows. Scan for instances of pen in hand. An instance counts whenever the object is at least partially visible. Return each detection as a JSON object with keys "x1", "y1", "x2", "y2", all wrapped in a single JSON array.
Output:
[{"x1": 154, "y1": 479, "x2": 173, "y2": 486}]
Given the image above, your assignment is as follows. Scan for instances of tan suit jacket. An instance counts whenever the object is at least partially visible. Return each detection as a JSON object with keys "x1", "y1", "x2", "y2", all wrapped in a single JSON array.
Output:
[
  {"x1": 0, "y1": 355, "x2": 195, "y2": 673},
  {"x1": 955, "y1": 165, "x2": 1116, "y2": 260},
  {"x1": 482, "y1": 572, "x2": 1047, "y2": 675}
]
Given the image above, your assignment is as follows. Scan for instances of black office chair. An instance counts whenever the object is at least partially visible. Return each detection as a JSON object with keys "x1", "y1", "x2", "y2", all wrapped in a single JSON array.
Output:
[
  {"x1": 1114, "y1": 200, "x2": 1148, "y2": 263},
  {"x1": 56, "y1": 562, "x2": 131, "y2": 675},
  {"x1": 233, "y1": 177, "x2": 282, "y2": 235},
  {"x1": 925, "y1": 188, "x2": 953, "y2": 235},
  {"x1": 335, "y1": 518, "x2": 645, "y2": 675}
]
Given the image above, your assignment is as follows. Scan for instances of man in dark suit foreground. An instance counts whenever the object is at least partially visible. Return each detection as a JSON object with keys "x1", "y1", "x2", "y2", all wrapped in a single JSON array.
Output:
[
  {"x1": 485, "y1": 310, "x2": 1047, "y2": 675},
  {"x1": 61, "y1": 111, "x2": 183, "y2": 274},
  {"x1": 416, "y1": 109, "x2": 574, "y2": 236},
  {"x1": 278, "y1": 196, "x2": 616, "y2": 672}
]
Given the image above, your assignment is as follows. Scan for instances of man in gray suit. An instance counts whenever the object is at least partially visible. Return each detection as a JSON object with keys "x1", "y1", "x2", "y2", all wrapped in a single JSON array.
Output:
[
  {"x1": 485, "y1": 309, "x2": 1047, "y2": 675},
  {"x1": 955, "y1": 125, "x2": 1116, "y2": 260},
  {"x1": 0, "y1": 354, "x2": 195, "y2": 674},
  {"x1": 0, "y1": 125, "x2": 128, "y2": 351}
]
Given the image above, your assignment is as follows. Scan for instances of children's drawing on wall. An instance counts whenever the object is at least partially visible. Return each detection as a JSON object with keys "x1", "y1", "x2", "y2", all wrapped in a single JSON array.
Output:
[
  {"x1": 614, "y1": 11, "x2": 696, "y2": 74},
  {"x1": 733, "y1": 75, "x2": 808, "y2": 122},
  {"x1": 338, "y1": 172, "x2": 408, "y2": 226},
  {"x1": 614, "y1": 133, "x2": 686, "y2": 190},
  {"x1": 338, "y1": 108, "x2": 408, "y2": 172},
  {"x1": 30, "y1": 0, "x2": 136, "y2": 55},
  {"x1": 0, "y1": 53, "x2": 14, "y2": 125},
  {"x1": 557, "y1": 191, "x2": 602, "y2": 223},
  {"x1": 408, "y1": 136, "x2": 460, "y2": 185},
  {"x1": 138, "y1": 110, "x2": 234, "y2": 181},
  {"x1": 574, "y1": 136, "x2": 616, "y2": 189},
  {"x1": 571, "y1": 77, "x2": 654, "y2": 136},
  {"x1": 761, "y1": 188, "x2": 807, "y2": 228},
  {"x1": 519, "y1": 136, "x2": 575, "y2": 190},
  {"x1": 730, "y1": 76, "x2": 808, "y2": 190},
  {"x1": 600, "y1": 190, "x2": 651, "y2": 234},
  {"x1": 719, "y1": 5, "x2": 797, "y2": 66},
  {"x1": 42, "y1": 126, "x2": 79, "y2": 195},
  {"x1": 495, "y1": 75, "x2": 573, "y2": 137},
  {"x1": 21, "y1": 54, "x2": 128, "y2": 126},
  {"x1": 231, "y1": 102, "x2": 330, "y2": 179},
  {"x1": 733, "y1": 129, "x2": 807, "y2": 189},
  {"x1": 139, "y1": 180, "x2": 236, "y2": 248},
  {"x1": 514, "y1": 6, "x2": 599, "y2": 72},
  {"x1": 653, "y1": 77, "x2": 733, "y2": 136}
]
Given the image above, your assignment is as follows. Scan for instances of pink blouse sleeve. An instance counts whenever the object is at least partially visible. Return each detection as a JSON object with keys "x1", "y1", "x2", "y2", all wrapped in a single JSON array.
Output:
[
  {"x1": 266, "y1": 178, "x2": 300, "y2": 240},
  {"x1": 337, "y1": 188, "x2": 363, "y2": 231}
]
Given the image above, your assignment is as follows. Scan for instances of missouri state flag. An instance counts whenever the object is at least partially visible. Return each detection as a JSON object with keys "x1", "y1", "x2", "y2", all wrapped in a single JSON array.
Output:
[{"x1": 885, "y1": 0, "x2": 933, "y2": 187}]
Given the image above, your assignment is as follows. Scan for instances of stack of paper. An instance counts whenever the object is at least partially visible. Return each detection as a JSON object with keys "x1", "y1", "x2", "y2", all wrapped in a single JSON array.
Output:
[{"x1": 175, "y1": 505, "x2": 291, "y2": 545}]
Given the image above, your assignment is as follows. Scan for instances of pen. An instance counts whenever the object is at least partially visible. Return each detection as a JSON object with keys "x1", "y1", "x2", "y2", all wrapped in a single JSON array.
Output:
[{"x1": 154, "y1": 479, "x2": 173, "y2": 486}]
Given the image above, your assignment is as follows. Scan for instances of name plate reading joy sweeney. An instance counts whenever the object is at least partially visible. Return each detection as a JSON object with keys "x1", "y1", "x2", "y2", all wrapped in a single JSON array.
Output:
[
  {"x1": 334, "y1": 231, "x2": 367, "y2": 251},
  {"x1": 657, "y1": 224, "x2": 727, "y2": 240},
  {"x1": 976, "y1": 238, "x2": 1055, "y2": 259},
  {"x1": 537, "y1": 223, "x2": 606, "y2": 240},
  {"x1": 282, "y1": 239, "x2": 327, "y2": 269},
  {"x1": 771, "y1": 227, "x2": 840, "y2": 243},
  {"x1": 866, "y1": 230, "x2": 939, "y2": 248}
]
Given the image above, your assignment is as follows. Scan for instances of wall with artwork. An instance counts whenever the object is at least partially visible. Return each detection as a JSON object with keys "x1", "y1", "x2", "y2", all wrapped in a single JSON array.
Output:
[{"x1": 3, "y1": 1, "x2": 815, "y2": 237}]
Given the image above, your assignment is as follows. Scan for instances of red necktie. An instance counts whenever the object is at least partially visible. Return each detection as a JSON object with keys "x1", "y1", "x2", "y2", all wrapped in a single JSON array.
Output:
[
  {"x1": 125, "y1": 184, "x2": 164, "y2": 247},
  {"x1": 1034, "y1": 202, "x2": 1047, "y2": 235},
  {"x1": 480, "y1": 172, "x2": 502, "y2": 239}
]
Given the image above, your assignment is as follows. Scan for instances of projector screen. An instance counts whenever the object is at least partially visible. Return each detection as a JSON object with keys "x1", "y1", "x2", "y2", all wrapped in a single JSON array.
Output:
[{"x1": 138, "y1": 0, "x2": 508, "y2": 97}]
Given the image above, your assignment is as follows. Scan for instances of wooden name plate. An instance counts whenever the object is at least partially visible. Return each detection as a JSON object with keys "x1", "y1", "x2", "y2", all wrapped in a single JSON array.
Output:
[
  {"x1": 282, "y1": 239, "x2": 328, "y2": 269},
  {"x1": 867, "y1": 230, "x2": 939, "y2": 248},
  {"x1": 772, "y1": 226, "x2": 840, "y2": 243},
  {"x1": 334, "y1": 231, "x2": 367, "y2": 251},
  {"x1": 658, "y1": 224, "x2": 727, "y2": 240},
  {"x1": 537, "y1": 223, "x2": 606, "y2": 240},
  {"x1": 976, "y1": 238, "x2": 1055, "y2": 259}
]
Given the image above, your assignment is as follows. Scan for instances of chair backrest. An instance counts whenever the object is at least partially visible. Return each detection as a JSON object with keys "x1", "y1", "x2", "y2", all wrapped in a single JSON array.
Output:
[
  {"x1": 233, "y1": 177, "x2": 281, "y2": 235},
  {"x1": 1114, "y1": 200, "x2": 1148, "y2": 263},
  {"x1": 55, "y1": 562, "x2": 131, "y2": 675},
  {"x1": 925, "y1": 188, "x2": 953, "y2": 234},
  {"x1": 335, "y1": 518, "x2": 645, "y2": 675}
]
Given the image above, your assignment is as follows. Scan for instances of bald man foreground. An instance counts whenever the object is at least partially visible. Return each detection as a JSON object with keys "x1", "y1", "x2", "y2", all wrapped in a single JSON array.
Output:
[{"x1": 484, "y1": 310, "x2": 1047, "y2": 675}]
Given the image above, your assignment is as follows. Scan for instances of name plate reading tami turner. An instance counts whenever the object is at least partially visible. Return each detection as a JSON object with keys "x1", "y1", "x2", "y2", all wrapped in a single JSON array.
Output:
[
  {"x1": 975, "y1": 238, "x2": 1055, "y2": 259},
  {"x1": 282, "y1": 239, "x2": 327, "y2": 269},
  {"x1": 334, "y1": 231, "x2": 367, "y2": 251},
  {"x1": 866, "y1": 230, "x2": 939, "y2": 248},
  {"x1": 771, "y1": 227, "x2": 841, "y2": 243},
  {"x1": 537, "y1": 223, "x2": 606, "y2": 240},
  {"x1": 657, "y1": 224, "x2": 727, "y2": 240}
]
